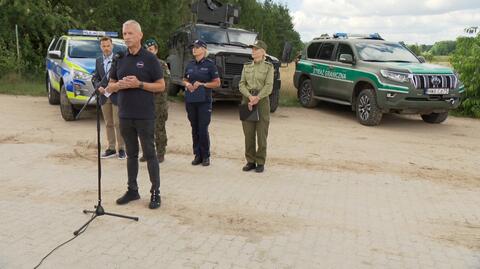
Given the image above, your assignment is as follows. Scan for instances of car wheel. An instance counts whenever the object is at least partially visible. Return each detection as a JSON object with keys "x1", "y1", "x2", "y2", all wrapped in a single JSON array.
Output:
[
  {"x1": 421, "y1": 112, "x2": 448, "y2": 124},
  {"x1": 269, "y1": 86, "x2": 280, "y2": 113},
  {"x1": 356, "y1": 88, "x2": 382, "y2": 126},
  {"x1": 298, "y1": 79, "x2": 318, "y2": 108},
  {"x1": 46, "y1": 74, "x2": 60, "y2": 105},
  {"x1": 60, "y1": 84, "x2": 78, "y2": 121}
]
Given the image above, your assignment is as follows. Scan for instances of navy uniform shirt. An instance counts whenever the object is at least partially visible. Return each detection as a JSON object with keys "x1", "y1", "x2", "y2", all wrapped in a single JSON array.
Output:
[
  {"x1": 184, "y1": 58, "x2": 219, "y2": 102},
  {"x1": 111, "y1": 47, "x2": 163, "y2": 120}
]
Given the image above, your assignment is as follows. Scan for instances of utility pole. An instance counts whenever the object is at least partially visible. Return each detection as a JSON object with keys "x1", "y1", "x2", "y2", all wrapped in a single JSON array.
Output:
[{"x1": 15, "y1": 24, "x2": 20, "y2": 74}]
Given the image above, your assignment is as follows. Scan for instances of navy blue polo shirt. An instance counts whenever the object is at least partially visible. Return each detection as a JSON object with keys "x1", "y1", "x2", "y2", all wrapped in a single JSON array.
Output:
[
  {"x1": 111, "y1": 47, "x2": 163, "y2": 120},
  {"x1": 184, "y1": 58, "x2": 219, "y2": 102}
]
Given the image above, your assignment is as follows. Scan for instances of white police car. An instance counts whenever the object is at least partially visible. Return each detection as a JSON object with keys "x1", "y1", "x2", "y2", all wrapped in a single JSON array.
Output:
[{"x1": 45, "y1": 29, "x2": 126, "y2": 121}]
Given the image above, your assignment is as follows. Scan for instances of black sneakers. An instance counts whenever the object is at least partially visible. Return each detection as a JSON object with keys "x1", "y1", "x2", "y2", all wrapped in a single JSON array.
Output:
[
  {"x1": 101, "y1": 149, "x2": 116, "y2": 159},
  {"x1": 118, "y1": 149, "x2": 126, "y2": 160},
  {"x1": 191, "y1": 156, "x2": 202, "y2": 165},
  {"x1": 116, "y1": 190, "x2": 140, "y2": 205},
  {"x1": 242, "y1": 162, "x2": 256, "y2": 171},
  {"x1": 149, "y1": 192, "x2": 161, "y2": 209}
]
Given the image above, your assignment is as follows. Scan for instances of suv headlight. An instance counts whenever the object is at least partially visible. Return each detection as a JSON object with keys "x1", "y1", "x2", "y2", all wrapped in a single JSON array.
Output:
[
  {"x1": 73, "y1": 69, "x2": 92, "y2": 80},
  {"x1": 380, "y1": 70, "x2": 411, "y2": 83}
]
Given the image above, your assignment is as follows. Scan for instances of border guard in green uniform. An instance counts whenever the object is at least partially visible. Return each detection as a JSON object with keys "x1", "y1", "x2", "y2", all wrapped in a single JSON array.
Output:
[{"x1": 239, "y1": 40, "x2": 274, "y2": 173}]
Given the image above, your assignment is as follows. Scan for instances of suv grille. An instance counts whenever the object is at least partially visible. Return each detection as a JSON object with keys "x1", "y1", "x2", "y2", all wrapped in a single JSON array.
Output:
[{"x1": 412, "y1": 74, "x2": 457, "y2": 89}]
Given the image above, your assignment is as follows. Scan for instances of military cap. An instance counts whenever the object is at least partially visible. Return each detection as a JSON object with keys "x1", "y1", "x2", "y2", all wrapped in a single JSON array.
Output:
[
  {"x1": 250, "y1": 40, "x2": 268, "y2": 51},
  {"x1": 144, "y1": 38, "x2": 158, "y2": 48}
]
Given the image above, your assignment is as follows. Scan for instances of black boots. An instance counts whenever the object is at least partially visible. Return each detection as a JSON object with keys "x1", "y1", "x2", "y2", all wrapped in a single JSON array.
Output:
[
  {"x1": 116, "y1": 190, "x2": 140, "y2": 205},
  {"x1": 191, "y1": 156, "x2": 202, "y2": 165},
  {"x1": 242, "y1": 162, "x2": 256, "y2": 171},
  {"x1": 255, "y1": 164, "x2": 264, "y2": 173},
  {"x1": 149, "y1": 192, "x2": 161, "y2": 209}
]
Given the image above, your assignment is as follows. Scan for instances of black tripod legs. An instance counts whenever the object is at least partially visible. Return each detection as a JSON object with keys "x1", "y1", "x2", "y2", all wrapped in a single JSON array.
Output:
[{"x1": 73, "y1": 204, "x2": 138, "y2": 235}]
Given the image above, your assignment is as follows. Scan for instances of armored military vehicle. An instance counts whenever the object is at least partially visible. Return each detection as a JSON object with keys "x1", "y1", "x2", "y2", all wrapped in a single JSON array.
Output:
[{"x1": 167, "y1": 0, "x2": 281, "y2": 112}]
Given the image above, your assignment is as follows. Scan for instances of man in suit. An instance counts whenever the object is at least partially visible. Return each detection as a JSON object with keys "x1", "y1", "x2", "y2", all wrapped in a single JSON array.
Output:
[{"x1": 93, "y1": 36, "x2": 126, "y2": 159}]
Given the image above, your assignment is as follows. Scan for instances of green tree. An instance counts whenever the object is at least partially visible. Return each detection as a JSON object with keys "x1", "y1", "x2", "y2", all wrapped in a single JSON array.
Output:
[
  {"x1": 451, "y1": 34, "x2": 480, "y2": 117},
  {"x1": 430, "y1": 40, "x2": 456, "y2": 55}
]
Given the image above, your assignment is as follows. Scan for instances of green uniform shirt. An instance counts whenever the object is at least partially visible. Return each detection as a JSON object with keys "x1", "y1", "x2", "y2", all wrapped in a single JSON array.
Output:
[{"x1": 239, "y1": 59, "x2": 274, "y2": 100}]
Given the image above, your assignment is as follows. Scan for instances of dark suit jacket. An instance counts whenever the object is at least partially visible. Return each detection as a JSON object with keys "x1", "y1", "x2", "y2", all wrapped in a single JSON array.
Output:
[{"x1": 93, "y1": 56, "x2": 117, "y2": 105}]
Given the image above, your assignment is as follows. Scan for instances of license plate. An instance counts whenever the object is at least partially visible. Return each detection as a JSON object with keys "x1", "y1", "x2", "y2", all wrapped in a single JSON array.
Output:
[{"x1": 425, "y1": 88, "x2": 449, "y2": 95}]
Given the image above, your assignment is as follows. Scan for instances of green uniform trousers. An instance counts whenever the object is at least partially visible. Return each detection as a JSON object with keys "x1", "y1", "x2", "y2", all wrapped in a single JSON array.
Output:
[
  {"x1": 242, "y1": 96, "x2": 270, "y2": 165},
  {"x1": 154, "y1": 92, "x2": 168, "y2": 156}
]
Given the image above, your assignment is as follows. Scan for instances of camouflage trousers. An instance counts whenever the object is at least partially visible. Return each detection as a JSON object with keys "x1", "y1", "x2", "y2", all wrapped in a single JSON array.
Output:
[{"x1": 154, "y1": 93, "x2": 168, "y2": 156}]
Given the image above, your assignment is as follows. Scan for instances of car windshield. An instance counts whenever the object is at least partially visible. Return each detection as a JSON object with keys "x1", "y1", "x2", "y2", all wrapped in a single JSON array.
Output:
[
  {"x1": 196, "y1": 27, "x2": 257, "y2": 46},
  {"x1": 68, "y1": 40, "x2": 126, "y2": 58},
  {"x1": 355, "y1": 42, "x2": 419, "y2": 63}
]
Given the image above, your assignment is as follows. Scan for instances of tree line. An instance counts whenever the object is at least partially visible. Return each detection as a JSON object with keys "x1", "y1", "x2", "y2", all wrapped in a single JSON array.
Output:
[{"x1": 0, "y1": 0, "x2": 303, "y2": 76}]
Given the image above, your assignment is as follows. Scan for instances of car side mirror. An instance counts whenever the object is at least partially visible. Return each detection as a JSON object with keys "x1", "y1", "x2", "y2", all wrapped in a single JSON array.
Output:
[
  {"x1": 418, "y1": 56, "x2": 426, "y2": 63},
  {"x1": 48, "y1": 50, "x2": 62, "y2": 59},
  {"x1": 339, "y1": 54, "x2": 354, "y2": 64}
]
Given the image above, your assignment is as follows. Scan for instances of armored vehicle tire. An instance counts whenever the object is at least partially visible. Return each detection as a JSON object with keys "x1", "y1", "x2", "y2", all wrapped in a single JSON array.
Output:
[
  {"x1": 298, "y1": 79, "x2": 318, "y2": 108},
  {"x1": 46, "y1": 73, "x2": 60, "y2": 105},
  {"x1": 269, "y1": 87, "x2": 279, "y2": 113},
  {"x1": 356, "y1": 88, "x2": 383, "y2": 126},
  {"x1": 421, "y1": 112, "x2": 448, "y2": 124},
  {"x1": 60, "y1": 84, "x2": 78, "y2": 121},
  {"x1": 167, "y1": 82, "x2": 181, "y2": 96}
]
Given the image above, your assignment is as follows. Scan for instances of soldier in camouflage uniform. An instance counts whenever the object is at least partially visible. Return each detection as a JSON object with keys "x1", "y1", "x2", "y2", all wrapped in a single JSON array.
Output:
[
  {"x1": 140, "y1": 38, "x2": 170, "y2": 163},
  {"x1": 239, "y1": 40, "x2": 274, "y2": 173}
]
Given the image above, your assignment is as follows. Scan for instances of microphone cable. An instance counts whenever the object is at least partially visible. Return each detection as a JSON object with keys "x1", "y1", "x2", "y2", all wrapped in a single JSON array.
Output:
[{"x1": 33, "y1": 212, "x2": 95, "y2": 269}]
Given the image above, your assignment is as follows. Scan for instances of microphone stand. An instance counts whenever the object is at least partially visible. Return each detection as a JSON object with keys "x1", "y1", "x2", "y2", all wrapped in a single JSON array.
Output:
[{"x1": 74, "y1": 58, "x2": 138, "y2": 236}]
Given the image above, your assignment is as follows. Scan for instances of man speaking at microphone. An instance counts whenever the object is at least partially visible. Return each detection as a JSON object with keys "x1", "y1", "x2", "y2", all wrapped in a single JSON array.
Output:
[{"x1": 105, "y1": 20, "x2": 165, "y2": 209}]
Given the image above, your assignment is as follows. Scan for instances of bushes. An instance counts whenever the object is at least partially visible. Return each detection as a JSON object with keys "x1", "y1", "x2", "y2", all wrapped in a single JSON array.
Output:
[{"x1": 451, "y1": 34, "x2": 480, "y2": 118}]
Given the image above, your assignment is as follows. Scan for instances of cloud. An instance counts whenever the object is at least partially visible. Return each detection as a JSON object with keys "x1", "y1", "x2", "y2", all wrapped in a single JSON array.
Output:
[{"x1": 286, "y1": 0, "x2": 480, "y2": 44}]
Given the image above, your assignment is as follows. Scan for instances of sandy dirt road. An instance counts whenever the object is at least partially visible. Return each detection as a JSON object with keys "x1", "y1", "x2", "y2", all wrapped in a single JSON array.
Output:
[{"x1": 0, "y1": 94, "x2": 479, "y2": 268}]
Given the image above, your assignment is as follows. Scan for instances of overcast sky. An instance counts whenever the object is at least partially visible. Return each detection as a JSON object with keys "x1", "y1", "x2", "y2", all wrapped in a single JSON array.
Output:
[{"x1": 278, "y1": 0, "x2": 480, "y2": 44}]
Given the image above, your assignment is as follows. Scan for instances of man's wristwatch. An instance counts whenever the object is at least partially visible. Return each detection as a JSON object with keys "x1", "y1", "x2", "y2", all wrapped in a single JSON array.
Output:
[{"x1": 139, "y1": 81, "x2": 144, "y2": 89}]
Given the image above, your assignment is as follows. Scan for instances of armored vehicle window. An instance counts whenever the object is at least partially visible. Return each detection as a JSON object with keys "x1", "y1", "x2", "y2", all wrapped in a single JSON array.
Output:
[
  {"x1": 228, "y1": 31, "x2": 256, "y2": 46},
  {"x1": 336, "y1": 43, "x2": 354, "y2": 61},
  {"x1": 317, "y1": 43, "x2": 335, "y2": 61},
  {"x1": 307, "y1": 42, "x2": 321, "y2": 59},
  {"x1": 355, "y1": 42, "x2": 419, "y2": 63},
  {"x1": 197, "y1": 27, "x2": 228, "y2": 44}
]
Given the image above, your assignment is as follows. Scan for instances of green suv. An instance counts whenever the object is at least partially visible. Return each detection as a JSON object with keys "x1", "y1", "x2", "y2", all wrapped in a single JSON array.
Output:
[{"x1": 293, "y1": 33, "x2": 464, "y2": 125}]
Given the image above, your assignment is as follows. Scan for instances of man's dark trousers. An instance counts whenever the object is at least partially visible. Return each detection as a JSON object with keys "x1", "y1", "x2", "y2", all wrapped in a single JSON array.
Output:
[
  {"x1": 120, "y1": 119, "x2": 160, "y2": 193},
  {"x1": 186, "y1": 101, "x2": 212, "y2": 159}
]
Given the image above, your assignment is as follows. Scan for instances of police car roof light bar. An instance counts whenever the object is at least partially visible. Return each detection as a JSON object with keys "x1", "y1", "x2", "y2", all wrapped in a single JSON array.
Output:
[
  {"x1": 68, "y1": 29, "x2": 119, "y2": 38},
  {"x1": 333, "y1": 32, "x2": 383, "y2": 40}
]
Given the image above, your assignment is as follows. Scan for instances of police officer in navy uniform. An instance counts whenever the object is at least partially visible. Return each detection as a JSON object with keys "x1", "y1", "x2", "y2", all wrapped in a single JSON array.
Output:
[
  {"x1": 182, "y1": 40, "x2": 221, "y2": 166},
  {"x1": 105, "y1": 20, "x2": 165, "y2": 209}
]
